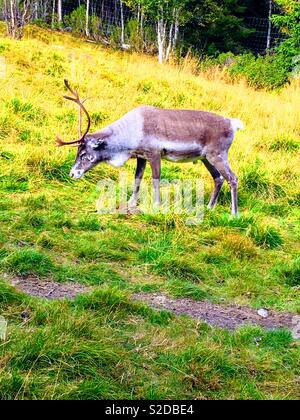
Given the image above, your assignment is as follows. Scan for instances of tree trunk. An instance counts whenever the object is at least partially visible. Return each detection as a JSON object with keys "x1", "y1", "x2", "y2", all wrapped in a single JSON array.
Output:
[
  {"x1": 34, "y1": 0, "x2": 38, "y2": 20},
  {"x1": 267, "y1": 0, "x2": 272, "y2": 50},
  {"x1": 10, "y1": 0, "x2": 17, "y2": 38},
  {"x1": 120, "y1": 0, "x2": 125, "y2": 46},
  {"x1": 57, "y1": 0, "x2": 62, "y2": 23},
  {"x1": 43, "y1": 0, "x2": 47, "y2": 21},
  {"x1": 85, "y1": 0, "x2": 90, "y2": 37},
  {"x1": 51, "y1": 0, "x2": 56, "y2": 28},
  {"x1": 157, "y1": 7, "x2": 179, "y2": 64},
  {"x1": 157, "y1": 18, "x2": 166, "y2": 64},
  {"x1": 6, "y1": 0, "x2": 31, "y2": 40}
]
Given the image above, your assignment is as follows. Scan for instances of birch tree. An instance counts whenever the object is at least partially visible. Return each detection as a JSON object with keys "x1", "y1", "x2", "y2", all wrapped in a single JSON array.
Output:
[
  {"x1": 266, "y1": 0, "x2": 272, "y2": 50},
  {"x1": 85, "y1": 0, "x2": 90, "y2": 36},
  {"x1": 125, "y1": 0, "x2": 188, "y2": 63},
  {"x1": 120, "y1": 0, "x2": 125, "y2": 46},
  {"x1": 57, "y1": 0, "x2": 62, "y2": 23},
  {"x1": 157, "y1": 5, "x2": 180, "y2": 63},
  {"x1": 5, "y1": 0, "x2": 31, "y2": 39},
  {"x1": 51, "y1": 0, "x2": 56, "y2": 28}
]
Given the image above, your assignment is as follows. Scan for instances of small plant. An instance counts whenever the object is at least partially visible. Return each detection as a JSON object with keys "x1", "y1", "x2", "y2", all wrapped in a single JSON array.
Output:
[
  {"x1": 241, "y1": 162, "x2": 270, "y2": 195},
  {"x1": 0, "y1": 41, "x2": 9, "y2": 53},
  {"x1": 263, "y1": 329, "x2": 293, "y2": 351},
  {"x1": 219, "y1": 234, "x2": 258, "y2": 260},
  {"x1": 77, "y1": 216, "x2": 101, "y2": 232},
  {"x1": 22, "y1": 211, "x2": 45, "y2": 229},
  {"x1": 3, "y1": 248, "x2": 54, "y2": 277},
  {"x1": 247, "y1": 224, "x2": 283, "y2": 249},
  {"x1": 24, "y1": 194, "x2": 48, "y2": 210},
  {"x1": 49, "y1": 211, "x2": 74, "y2": 229},
  {"x1": 273, "y1": 258, "x2": 300, "y2": 287},
  {"x1": 0, "y1": 175, "x2": 29, "y2": 192},
  {"x1": 269, "y1": 136, "x2": 300, "y2": 152},
  {"x1": 0, "y1": 282, "x2": 24, "y2": 305},
  {"x1": 241, "y1": 161, "x2": 285, "y2": 198},
  {"x1": 36, "y1": 232, "x2": 55, "y2": 249},
  {"x1": 5, "y1": 98, "x2": 45, "y2": 123},
  {"x1": 46, "y1": 63, "x2": 65, "y2": 77},
  {"x1": 91, "y1": 111, "x2": 108, "y2": 125},
  {"x1": 19, "y1": 130, "x2": 31, "y2": 142},
  {"x1": 138, "y1": 80, "x2": 153, "y2": 93}
]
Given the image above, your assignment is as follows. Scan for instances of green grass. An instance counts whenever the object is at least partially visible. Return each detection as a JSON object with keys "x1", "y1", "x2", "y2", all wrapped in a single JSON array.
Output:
[
  {"x1": 0, "y1": 285, "x2": 298, "y2": 400},
  {"x1": 0, "y1": 24, "x2": 299, "y2": 400}
]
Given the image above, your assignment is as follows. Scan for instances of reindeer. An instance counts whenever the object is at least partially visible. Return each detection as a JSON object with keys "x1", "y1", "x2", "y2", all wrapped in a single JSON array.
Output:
[{"x1": 57, "y1": 80, "x2": 244, "y2": 215}]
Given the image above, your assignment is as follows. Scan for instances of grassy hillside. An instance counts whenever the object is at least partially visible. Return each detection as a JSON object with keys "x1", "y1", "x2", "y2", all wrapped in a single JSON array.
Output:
[{"x1": 0, "y1": 25, "x2": 299, "y2": 400}]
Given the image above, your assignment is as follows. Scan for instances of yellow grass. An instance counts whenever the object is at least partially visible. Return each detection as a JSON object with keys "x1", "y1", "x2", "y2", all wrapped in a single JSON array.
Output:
[{"x1": 0, "y1": 25, "x2": 299, "y2": 199}]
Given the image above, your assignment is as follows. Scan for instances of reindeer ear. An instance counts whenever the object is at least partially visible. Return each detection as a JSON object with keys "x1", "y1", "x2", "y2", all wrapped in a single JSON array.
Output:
[
  {"x1": 89, "y1": 129, "x2": 111, "y2": 149},
  {"x1": 90, "y1": 138, "x2": 106, "y2": 149}
]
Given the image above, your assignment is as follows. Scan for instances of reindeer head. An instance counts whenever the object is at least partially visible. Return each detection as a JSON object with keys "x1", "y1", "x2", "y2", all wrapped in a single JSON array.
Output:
[
  {"x1": 56, "y1": 80, "x2": 110, "y2": 179},
  {"x1": 70, "y1": 136, "x2": 110, "y2": 179}
]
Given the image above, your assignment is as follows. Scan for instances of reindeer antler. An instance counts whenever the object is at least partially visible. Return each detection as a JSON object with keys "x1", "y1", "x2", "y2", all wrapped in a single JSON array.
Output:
[{"x1": 56, "y1": 80, "x2": 91, "y2": 147}]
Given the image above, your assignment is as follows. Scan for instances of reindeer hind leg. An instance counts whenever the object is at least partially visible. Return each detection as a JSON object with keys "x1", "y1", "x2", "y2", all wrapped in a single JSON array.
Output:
[
  {"x1": 206, "y1": 154, "x2": 239, "y2": 216},
  {"x1": 202, "y1": 158, "x2": 225, "y2": 210}
]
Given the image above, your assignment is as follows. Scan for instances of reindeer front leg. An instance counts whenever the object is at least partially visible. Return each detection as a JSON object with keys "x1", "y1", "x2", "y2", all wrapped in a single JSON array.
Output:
[
  {"x1": 128, "y1": 158, "x2": 147, "y2": 207},
  {"x1": 148, "y1": 154, "x2": 162, "y2": 206}
]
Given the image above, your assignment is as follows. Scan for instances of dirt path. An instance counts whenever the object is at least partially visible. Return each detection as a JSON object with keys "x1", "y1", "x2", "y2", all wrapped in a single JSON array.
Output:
[
  {"x1": 133, "y1": 293, "x2": 300, "y2": 340},
  {"x1": 9, "y1": 278, "x2": 300, "y2": 339},
  {"x1": 11, "y1": 277, "x2": 90, "y2": 300}
]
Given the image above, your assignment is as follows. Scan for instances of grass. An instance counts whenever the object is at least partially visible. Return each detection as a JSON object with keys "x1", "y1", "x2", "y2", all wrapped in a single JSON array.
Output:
[{"x1": 0, "y1": 24, "x2": 299, "y2": 400}]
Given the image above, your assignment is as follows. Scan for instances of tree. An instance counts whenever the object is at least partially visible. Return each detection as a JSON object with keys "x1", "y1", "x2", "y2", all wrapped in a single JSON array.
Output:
[
  {"x1": 86, "y1": 0, "x2": 90, "y2": 36},
  {"x1": 52, "y1": 0, "x2": 56, "y2": 28},
  {"x1": 267, "y1": 0, "x2": 273, "y2": 50},
  {"x1": 125, "y1": 0, "x2": 189, "y2": 63},
  {"x1": 4, "y1": 0, "x2": 31, "y2": 39},
  {"x1": 272, "y1": 0, "x2": 300, "y2": 58},
  {"x1": 182, "y1": 0, "x2": 254, "y2": 55},
  {"x1": 120, "y1": 0, "x2": 125, "y2": 46},
  {"x1": 57, "y1": 0, "x2": 62, "y2": 23}
]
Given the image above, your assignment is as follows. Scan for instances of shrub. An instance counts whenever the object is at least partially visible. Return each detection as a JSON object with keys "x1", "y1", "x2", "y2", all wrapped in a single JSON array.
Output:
[
  {"x1": 229, "y1": 53, "x2": 290, "y2": 90},
  {"x1": 125, "y1": 19, "x2": 145, "y2": 52},
  {"x1": 66, "y1": 6, "x2": 86, "y2": 34},
  {"x1": 272, "y1": 1, "x2": 300, "y2": 74}
]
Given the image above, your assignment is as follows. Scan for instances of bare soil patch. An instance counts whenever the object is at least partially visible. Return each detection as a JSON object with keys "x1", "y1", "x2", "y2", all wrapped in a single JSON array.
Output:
[
  {"x1": 10, "y1": 279, "x2": 300, "y2": 339},
  {"x1": 133, "y1": 293, "x2": 300, "y2": 339},
  {"x1": 11, "y1": 277, "x2": 90, "y2": 300}
]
